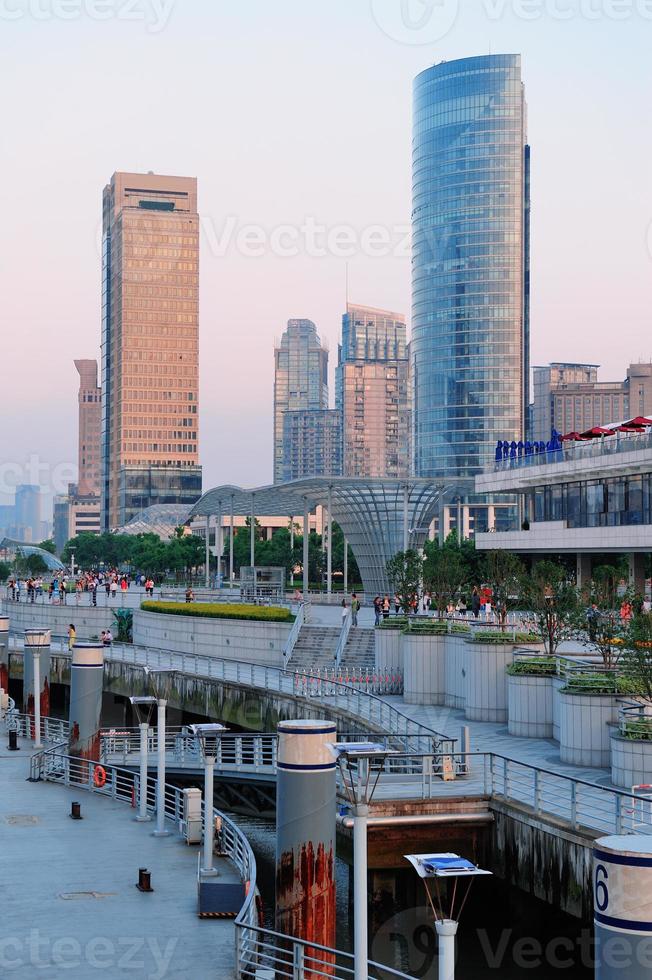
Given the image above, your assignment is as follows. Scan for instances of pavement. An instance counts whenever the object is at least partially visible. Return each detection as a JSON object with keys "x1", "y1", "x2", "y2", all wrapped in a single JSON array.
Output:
[{"x1": 0, "y1": 739, "x2": 239, "y2": 979}]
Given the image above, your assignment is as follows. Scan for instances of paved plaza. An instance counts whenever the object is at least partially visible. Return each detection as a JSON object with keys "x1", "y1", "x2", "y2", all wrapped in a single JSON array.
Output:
[{"x1": 1, "y1": 740, "x2": 238, "y2": 980}]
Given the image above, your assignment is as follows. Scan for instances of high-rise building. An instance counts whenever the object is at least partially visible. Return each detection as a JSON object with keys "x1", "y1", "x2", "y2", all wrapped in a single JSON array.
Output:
[
  {"x1": 336, "y1": 303, "x2": 411, "y2": 478},
  {"x1": 74, "y1": 359, "x2": 101, "y2": 497},
  {"x1": 281, "y1": 409, "x2": 342, "y2": 482},
  {"x1": 15, "y1": 485, "x2": 41, "y2": 542},
  {"x1": 533, "y1": 362, "x2": 652, "y2": 442},
  {"x1": 412, "y1": 54, "x2": 530, "y2": 479},
  {"x1": 273, "y1": 319, "x2": 334, "y2": 482},
  {"x1": 101, "y1": 171, "x2": 202, "y2": 529}
]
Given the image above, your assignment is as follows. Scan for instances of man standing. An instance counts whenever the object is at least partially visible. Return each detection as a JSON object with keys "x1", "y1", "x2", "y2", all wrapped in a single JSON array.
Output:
[{"x1": 351, "y1": 593, "x2": 360, "y2": 627}]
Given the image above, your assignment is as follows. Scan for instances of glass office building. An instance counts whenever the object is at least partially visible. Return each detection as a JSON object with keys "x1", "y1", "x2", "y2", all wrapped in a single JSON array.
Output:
[
  {"x1": 101, "y1": 172, "x2": 202, "y2": 529},
  {"x1": 412, "y1": 54, "x2": 530, "y2": 478}
]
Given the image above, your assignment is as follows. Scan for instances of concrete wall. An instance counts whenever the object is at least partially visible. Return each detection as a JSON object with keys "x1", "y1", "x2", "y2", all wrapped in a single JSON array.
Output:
[
  {"x1": 1, "y1": 600, "x2": 109, "y2": 639},
  {"x1": 402, "y1": 633, "x2": 445, "y2": 705},
  {"x1": 490, "y1": 800, "x2": 594, "y2": 920},
  {"x1": 133, "y1": 609, "x2": 291, "y2": 667},
  {"x1": 507, "y1": 674, "x2": 553, "y2": 739},
  {"x1": 559, "y1": 692, "x2": 618, "y2": 767}
]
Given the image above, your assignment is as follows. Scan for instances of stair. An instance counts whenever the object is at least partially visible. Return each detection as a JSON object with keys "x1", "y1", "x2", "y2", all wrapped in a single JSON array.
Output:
[
  {"x1": 340, "y1": 628, "x2": 375, "y2": 671},
  {"x1": 287, "y1": 626, "x2": 341, "y2": 671}
]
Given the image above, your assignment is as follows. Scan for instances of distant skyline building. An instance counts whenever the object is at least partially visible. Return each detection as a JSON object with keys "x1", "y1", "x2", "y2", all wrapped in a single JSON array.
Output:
[
  {"x1": 532, "y1": 361, "x2": 652, "y2": 442},
  {"x1": 101, "y1": 171, "x2": 202, "y2": 529},
  {"x1": 15, "y1": 484, "x2": 41, "y2": 542},
  {"x1": 273, "y1": 319, "x2": 334, "y2": 482},
  {"x1": 412, "y1": 54, "x2": 530, "y2": 479},
  {"x1": 336, "y1": 303, "x2": 411, "y2": 478},
  {"x1": 74, "y1": 359, "x2": 101, "y2": 497}
]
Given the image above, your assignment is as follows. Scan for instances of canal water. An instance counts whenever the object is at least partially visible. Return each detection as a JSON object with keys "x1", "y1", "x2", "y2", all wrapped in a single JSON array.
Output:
[{"x1": 229, "y1": 812, "x2": 594, "y2": 979}]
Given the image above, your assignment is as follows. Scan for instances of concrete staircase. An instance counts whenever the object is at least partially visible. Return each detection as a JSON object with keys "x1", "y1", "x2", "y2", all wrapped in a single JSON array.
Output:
[
  {"x1": 341, "y1": 628, "x2": 375, "y2": 671},
  {"x1": 287, "y1": 625, "x2": 341, "y2": 671}
]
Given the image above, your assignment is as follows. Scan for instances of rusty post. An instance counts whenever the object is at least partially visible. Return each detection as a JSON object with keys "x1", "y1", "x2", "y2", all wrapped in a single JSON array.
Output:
[
  {"x1": 68, "y1": 644, "x2": 104, "y2": 774},
  {"x1": 23, "y1": 629, "x2": 51, "y2": 740},
  {"x1": 275, "y1": 720, "x2": 336, "y2": 976}
]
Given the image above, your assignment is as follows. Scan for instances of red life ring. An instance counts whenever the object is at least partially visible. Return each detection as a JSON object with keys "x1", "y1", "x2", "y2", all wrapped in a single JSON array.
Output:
[{"x1": 93, "y1": 765, "x2": 107, "y2": 788}]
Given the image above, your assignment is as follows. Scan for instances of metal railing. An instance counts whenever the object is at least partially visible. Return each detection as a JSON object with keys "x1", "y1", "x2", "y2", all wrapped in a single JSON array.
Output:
[
  {"x1": 619, "y1": 701, "x2": 652, "y2": 739},
  {"x1": 283, "y1": 600, "x2": 305, "y2": 666},
  {"x1": 334, "y1": 608, "x2": 352, "y2": 670},
  {"x1": 10, "y1": 633, "x2": 456, "y2": 763},
  {"x1": 494, "y1": 427, "x2": 652, "y2": 472},
  {"x1": 6, "y1": 711, "x2": 69, "y2": 744},
  {"x1": 480, "y1": 751, "x2": 652, "y2": 836},
  {"x1": 293, "y1": 666, "x2": 403, "y2": 698}
]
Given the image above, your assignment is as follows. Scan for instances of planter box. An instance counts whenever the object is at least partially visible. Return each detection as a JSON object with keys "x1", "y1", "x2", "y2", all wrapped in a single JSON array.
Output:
[
  {"x1": 559, "y1": 691, "x2": 618, "y2": 768},
  {"x1": 552, "y1": 675, "x2": 565, "y2": 743},
  {"x1": 444, "y1": 633, "x2": 468, "y2": 709},
  {"x1": 611, "y1": 733, "x2": 652, "y2": 790},
  {"x1": 465, "y1": 641, "x2": 545, "y2": 723},
  {"x1": 402, "y1": 633, "x2": 446, "y2": 705},
  {"x1": 374, "y1": 628, "x2": 403, "y2": 672},
  {"x1": 507, "y1": 674, "x2": 554, "y2": 738}
]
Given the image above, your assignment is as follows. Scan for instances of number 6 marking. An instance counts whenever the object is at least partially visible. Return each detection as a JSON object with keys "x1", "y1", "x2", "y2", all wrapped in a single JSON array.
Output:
[{"x1": 595, "y1": 864, "x2": 609, "y2": 912}]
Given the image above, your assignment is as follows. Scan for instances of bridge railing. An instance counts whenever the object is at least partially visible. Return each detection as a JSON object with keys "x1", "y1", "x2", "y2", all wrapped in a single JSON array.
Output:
[{"x1": 10, "y1": 632, "x2": 459, "y2": 772}]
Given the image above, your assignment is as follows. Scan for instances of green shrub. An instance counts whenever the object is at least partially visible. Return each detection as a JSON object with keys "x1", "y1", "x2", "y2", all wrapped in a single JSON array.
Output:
[
  {"x1": 470, "y1": 631, "x2": 540, "y2": 644},
  {"x1": 376, "y1": 618, "x2": 409, "y2": 630},
  {"x1": 622, "y1": 719, "x2": 652, "y2": 741},
  {"x1": 141, "y1": 600, "x2": 294, "y2": 624},
  {"x1": 506, "y1": 658, "x2": 557, "y2": 676}
]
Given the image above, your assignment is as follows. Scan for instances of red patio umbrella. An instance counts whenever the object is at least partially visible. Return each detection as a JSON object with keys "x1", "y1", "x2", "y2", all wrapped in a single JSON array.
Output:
[{"x1": 578, "y1": 426, "x2": 615, "y2": 439}]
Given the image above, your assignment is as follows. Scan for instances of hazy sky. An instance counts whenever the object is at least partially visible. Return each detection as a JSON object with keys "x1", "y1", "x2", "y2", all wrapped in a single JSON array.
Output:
[{"x1": 2, "y1": 0, "x2": 652, "y2": 512}]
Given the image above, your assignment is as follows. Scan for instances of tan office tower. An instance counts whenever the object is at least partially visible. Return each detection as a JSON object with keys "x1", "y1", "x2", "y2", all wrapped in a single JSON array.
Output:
[
  {"x1": 74, "y1": 360, "x2": 101, "y2": 496},
  {"x1": 101, "y1": 172, "x2": 202, "y2": 529},
  {"x1": 336, "y1": 304, "x2": 411, "y2": 478}
]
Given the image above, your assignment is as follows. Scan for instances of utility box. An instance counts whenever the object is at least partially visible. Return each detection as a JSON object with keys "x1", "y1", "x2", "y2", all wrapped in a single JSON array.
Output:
[{"x1": 179, "y1": 787, "x2": 202, "y2": 844}]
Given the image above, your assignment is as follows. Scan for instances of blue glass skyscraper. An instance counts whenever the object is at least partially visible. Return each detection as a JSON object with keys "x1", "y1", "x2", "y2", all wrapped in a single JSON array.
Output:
[{"x1": 412, "y1": 54, "x2": 530, "y2": 479}]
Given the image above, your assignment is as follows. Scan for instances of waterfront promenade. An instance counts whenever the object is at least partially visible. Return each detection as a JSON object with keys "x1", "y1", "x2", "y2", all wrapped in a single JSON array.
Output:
[{"x1": 1, "y1": 738, "x2": 238, "y2": 979}]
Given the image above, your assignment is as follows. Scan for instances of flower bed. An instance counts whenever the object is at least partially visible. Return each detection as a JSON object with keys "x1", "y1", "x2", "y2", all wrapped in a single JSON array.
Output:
[
  {"x1": 470, "y1": 631, "x2": 540, "y2": 644},
  {"x1": 140, "y1": 600, "x2": 294, "y2": 624},
  {"x1": 506, "y1": 658, "x2": 557, "y2": 677}
]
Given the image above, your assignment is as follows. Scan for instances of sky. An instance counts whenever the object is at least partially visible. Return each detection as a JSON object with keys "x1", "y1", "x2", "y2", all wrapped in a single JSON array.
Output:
[{"x1": 1, "y1": 0, "x2": 652, "y2": 515}]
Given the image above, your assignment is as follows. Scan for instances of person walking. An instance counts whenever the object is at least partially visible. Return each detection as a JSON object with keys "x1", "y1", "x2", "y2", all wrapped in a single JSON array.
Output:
[
  {"x1": 341, "y1": 597, "x2": 348, "y2": 624},
  {"x1": 382, "y1": 595, "x2": 390, "y2": 620},
  {"x1": 471, "y1": 587, "x2": 481, "y2": 619},
  {"x1": 393, "y1": 593, "x2": 401, "y2": 616},
  {"x1": 110, "y1": 579, "x2": 117, "y2": 600},
  {"x1": 68, "y1": 624, "x2": 76, "y2": 652},
  {"x1": 351, "y1": 593, "x2": 360, "y2": 627},
  {"x1": 104, "y1": 628, "x2": 113, "y2": 646},
  {"x1": 373, "y1": 596, "x2": 382, "y2": 627}
]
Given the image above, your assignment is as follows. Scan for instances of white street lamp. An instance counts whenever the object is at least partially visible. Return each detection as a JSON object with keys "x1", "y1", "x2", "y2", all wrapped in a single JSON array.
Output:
[
  {"x1": 129, "y1": 695, "x2": 157, "y2": 822},
  {"x1": 190, "y1": 723, "x2": 228, "y2": 877},
  {"x1": 145, "y1": 668, "x2": 177, "y2": 837},
  {"x1": 330, "y1": 740, "x2": 398, "y2": 980},
  {"x1": 405, "y1": 852, "x2": 492, "y2": 980}
]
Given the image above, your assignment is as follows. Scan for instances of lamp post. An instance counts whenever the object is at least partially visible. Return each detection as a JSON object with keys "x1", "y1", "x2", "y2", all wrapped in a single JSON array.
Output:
[
  {"x1": 129, "y1": 695, "x2": 156, "y2": 822},
  {"x1": 405, "y1": 852, "x2": 492, "y2": 980},
  {"x1": 145, "y1": 668, "x2": 176, "y2": 837},
  {"x1": 190, "y1": 723, "x2": 228, "y2": 877},
  {"x1": 24, "y1": 629, "x2": 51, "y2": 748},
  {"x1": 331, "y1": 741, "x2": 398, "y2": 980}
]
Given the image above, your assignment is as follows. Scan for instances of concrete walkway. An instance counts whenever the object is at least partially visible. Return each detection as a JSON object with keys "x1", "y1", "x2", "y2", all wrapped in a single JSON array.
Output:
[{"x1": 0, "y1": 739, "x2": 238, "y2": 979}]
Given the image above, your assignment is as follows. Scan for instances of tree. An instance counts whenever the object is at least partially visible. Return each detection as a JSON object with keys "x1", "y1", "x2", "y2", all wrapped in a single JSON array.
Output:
[
  {"x1": 36, "y1": 539, "x2": 56, "y2": 555},
  {"x1": 621, "y1": 613, "x2": 652, "y2": 701},
  {"x1": 423, "y1": 548, "x2": 466, "y2": 619},
  {"x1": 386, "y1": 550, "x2": 423, "y2": 615},
  {"x1": 0, "y1": 561, "x2": 10, "y2": 582},
  {"x1": 482, "y1": 550, "x2": 525, "y2": 624},
  {"x1": 574, "y1": 574, "x2": 626, "y2": 670},
  {"x1": 25, "y1": 554, "x2": 48, "y2": 576},
  {"x1": 520, "y1": 561, "x2": 579, "y2": 656},
  {"x1": 330, "y1": 523, "x2": 361, "y2": 586}
]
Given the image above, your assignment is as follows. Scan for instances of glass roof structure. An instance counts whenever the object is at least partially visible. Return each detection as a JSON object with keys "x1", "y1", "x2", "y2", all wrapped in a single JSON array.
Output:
[
  {"x1": 116, "y1": 504, "x2": 194, "y2": 539},
  {"x1": 0, "y1": 539, "x2": 65, "y2": 572},
  {"x1": 190, "y1": 478, "x2": 471, "y2": 595}
]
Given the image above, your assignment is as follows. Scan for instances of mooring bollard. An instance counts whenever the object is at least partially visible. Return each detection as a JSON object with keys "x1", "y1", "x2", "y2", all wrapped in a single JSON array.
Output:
[{"x1": 594, "y1": 835, "x2": 652, "y2": 978}]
